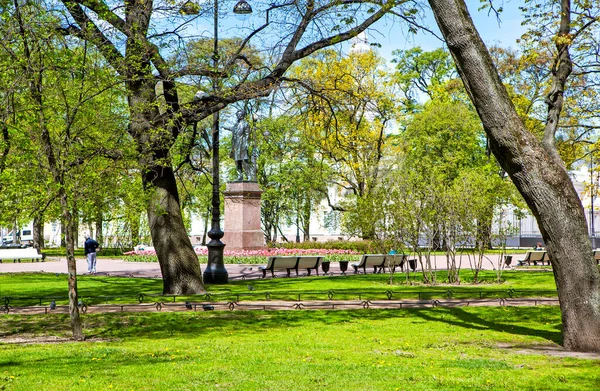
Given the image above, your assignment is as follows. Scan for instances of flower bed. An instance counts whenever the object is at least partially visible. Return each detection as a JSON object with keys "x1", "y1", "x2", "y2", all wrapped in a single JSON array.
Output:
[{"x1": 123, "y1": 247, "x2": 361, "y2": 264}]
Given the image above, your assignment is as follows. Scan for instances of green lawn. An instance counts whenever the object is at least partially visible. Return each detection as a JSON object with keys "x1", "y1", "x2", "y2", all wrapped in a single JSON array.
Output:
[
  {"x1": 0, "y1": 270, "x2": 558, "y2": 307},
  {"x1": 1, "y1": 307, "x2": 599, "y2": 390},
  {"x1": 1, "y1": 272, "x2": 597, "y2": 390}
]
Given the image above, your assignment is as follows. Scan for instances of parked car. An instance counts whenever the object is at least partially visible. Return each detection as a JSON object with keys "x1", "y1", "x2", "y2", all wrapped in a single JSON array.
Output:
[{"x1": 2, "y1": 228, "x2": 33, "y2": 246}]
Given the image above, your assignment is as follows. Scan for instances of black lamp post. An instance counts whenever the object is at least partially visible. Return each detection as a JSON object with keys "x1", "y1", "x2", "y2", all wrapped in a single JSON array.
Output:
[{"x1": 203, "y1": 0, "x2": 253, "y2": 284}]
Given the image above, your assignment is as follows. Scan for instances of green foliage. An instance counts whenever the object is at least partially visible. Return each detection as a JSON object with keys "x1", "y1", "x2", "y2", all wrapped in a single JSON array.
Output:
[
  {"x1": 403, "y1": 100, "x2": 487, "y2": 180},
  {"x1": 0, "y1": 2, "x2": 134, "y2": 251},
  {"x1": 256, "y1": 114, "x2": 327, "y2": 242},
  {"x1": 278, "y1": 239, "x2": 376, "y2": 253},
  {"x1": 510, "y1": 2, "x2": 600, "y2": 168},
  {"x1": 286, "y1": 49, "x2": 401, "y2": 240},
  {"x1": 173, "y1": 37, "x2": 264, "y2": 93},
  {"x1": 392, "y1": 47, "x2": 459, "y2": 108},
  {"x1": 373, "y1": 99, "x2": 517, "y2": 283},
  {"x1": 41, "y1": 247, "x2": 132, "y2": 257}
]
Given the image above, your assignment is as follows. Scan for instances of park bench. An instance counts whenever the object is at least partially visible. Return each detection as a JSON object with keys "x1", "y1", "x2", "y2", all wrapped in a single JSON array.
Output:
[
  {"x1": 351, "y1": 254, "x2": 387, "y2": 274},
  {"x1": 380, "y1": 254, "x2": 418, "y2": 272},
  {"x1": 258, "y1": 256, "x2": 322, "y2": 278},
  {"x1": 0, "y1": 247, "x2": 44, "y2": 263},
  {"x1": 296, "y1": 256, "x2": 323, "y2": 276},
  {"x1": 517, "y1": 251, "x2": 548, "y2": 266}
]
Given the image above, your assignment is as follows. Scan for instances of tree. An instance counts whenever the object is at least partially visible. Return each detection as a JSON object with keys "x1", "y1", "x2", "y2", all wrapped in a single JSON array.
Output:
[
  {"x1": 489, "y1": 44, "x2": 592, "y2": 168},
  {"x1": 287, "y1": 49, "x2": 400, "y2": 239},
  {"x1": 392, "y1": 47, "x2": 458, "y2": 109},
  {"x1": 396, "y1": 100, "x2": 506, "y2": 282},
  {"x1": 253, "y1": 113, "x2": 326, "y2": 243},
  {"x1": 427, "y1": 0, "x2": 600, "y2": 351},
  {"x1": 55, "y1": 0, "x2": 401, "y2": 293},
  {"x1": 0, "y1": 0, "x2": 130, "y2": 339}
]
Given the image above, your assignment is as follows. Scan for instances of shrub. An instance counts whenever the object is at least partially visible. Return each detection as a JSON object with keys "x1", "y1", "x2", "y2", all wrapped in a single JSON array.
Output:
[
  {"x1": 276, "y1": 240, "x2": 376, "y2": 253},
  {"x1": 123, "y1": 247, "x2": 361, "y2": 264}
]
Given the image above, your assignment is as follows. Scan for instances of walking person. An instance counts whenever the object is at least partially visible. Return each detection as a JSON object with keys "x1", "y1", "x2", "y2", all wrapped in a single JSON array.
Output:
[{"x1": 84, "y1": 233, "x2": 100, "y2": 274}]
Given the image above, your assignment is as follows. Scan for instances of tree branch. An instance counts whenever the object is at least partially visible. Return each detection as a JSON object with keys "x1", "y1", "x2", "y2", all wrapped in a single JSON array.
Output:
[
  {"x1": 180, "y1": 1, "x2": 393, "y2": 124},
  {"x1": 72, "y1": 0, "x2": 127, "y2": 34},
  {"x1": 542, "y1": 0, "x2": 572, "y2": 152},
  {"x1": 62, "y1": 1, "x2": 126, "y2": 74}
]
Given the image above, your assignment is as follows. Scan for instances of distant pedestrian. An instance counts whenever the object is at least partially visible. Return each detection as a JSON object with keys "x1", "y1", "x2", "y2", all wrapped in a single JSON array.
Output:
[
  {"x1": 534, "y1": 242, "x2": 544, "y2": 251},
  {"x1": 84, "y1": 233, "x2": 100, "y2": 274}
]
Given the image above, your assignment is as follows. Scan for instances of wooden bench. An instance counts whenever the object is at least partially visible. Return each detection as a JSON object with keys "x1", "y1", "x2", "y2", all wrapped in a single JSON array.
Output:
[
  {"x1": 383, "y1": 254, "x2": 415, "y2": 272},
  {"x1": 517, "y1": 251, "x2": 548, "y2": 266},
  {"x1": 0, "y1": 247, "x2": 45, "y2": 263},
  {"x1": 258, "y1": 256, "x2": 322, "y2": 278},
  {"x1": 296, "y1": 256, "x2": 322, "y2": 276},
  {"x1": 351, "y1": 254, "x2": 387, "y2": 274}
]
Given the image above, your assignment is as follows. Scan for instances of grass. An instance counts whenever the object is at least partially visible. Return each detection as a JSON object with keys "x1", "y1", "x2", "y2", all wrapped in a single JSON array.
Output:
[
  {"x1": 1, "y1": 307, "x2": 599, "y2": 390},
  {"x1": 0, "y1": 271, "x2": 596, "y2": 390},
  {"x1": 0, "y1": 270, "x2": 558, "y2": 307}
]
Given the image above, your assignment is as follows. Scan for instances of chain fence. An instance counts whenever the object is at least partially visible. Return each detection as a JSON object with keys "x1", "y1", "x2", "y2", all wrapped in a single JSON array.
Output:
[{"x1": 1, "y1": 289, "x2": 560, "y2": 315}]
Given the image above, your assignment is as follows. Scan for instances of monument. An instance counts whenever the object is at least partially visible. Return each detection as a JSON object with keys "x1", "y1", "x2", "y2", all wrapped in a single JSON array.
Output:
[{"x1": 222, "y1": 110, "x2": 265, "y2": 250}]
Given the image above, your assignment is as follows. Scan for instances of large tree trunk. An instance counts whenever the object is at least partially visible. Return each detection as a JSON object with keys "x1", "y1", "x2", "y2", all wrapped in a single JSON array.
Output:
[
  {"x1": 302, "y1": 197, "x2": 311, "y2": 242},
  {"x1": 428, "y1": 0, "x2": 600, "y2": 352},
  {"x1": 32, "y1": 216, "x2": 44, "y2": 250},
  {"x1": 128, "y1": 77, "x2": 205, "y2": 294},
  {"x1": 12, "y1": 221, "x2": 19, "y2": 244},
  {"x1": 95, "y1": 217, "x2": 103, "y2": 248},
  {"x1": 60, "y1": 219, "x2": 66, "y2": 247},
  {"x1": 143, "y1": 165, "x2": 205, "y2": 294},
  {"x1": 129, "y1": 214, "x2": 140, "y2": 248}
]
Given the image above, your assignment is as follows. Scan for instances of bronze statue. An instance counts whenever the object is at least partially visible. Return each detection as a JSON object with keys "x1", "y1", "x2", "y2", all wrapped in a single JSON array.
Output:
[{"x1": 230, "y1": 110, "x2": 256, "y2": 181}]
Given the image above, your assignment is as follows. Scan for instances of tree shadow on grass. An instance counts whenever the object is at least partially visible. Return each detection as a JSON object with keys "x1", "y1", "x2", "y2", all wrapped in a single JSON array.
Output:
[
  {"x1": 0, "y1": 306, "x2": 563, "y2": 346},
  {"x1": 411, "y1": 306, "x2": 563, "y2": 345},
  {"x1": 0, "y1": 309, "x2": 407, "y2": 341}
]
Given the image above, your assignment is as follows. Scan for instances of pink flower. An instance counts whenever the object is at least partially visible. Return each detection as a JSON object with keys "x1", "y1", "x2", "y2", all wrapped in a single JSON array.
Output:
[{"x1": 123, "y1": 247, "x2": 359, "y2": 257}]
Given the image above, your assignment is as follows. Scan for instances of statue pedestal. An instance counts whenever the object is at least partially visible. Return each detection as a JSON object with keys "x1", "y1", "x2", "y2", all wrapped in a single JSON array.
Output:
[{"x1": 222, "y1": 181, "x2": 266, "y2": 251}]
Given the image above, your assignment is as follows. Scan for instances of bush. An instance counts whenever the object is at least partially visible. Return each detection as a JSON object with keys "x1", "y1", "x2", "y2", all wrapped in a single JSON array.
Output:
[
  {"x1": 41, "y1": 247, "x2": 132, "y2": 257},
  {"x1": 124, "y1": 247, "x2": 361, "y2": 264},
  {"x1": 277, "y1": 240, "x2": 380, "y2": 253}
]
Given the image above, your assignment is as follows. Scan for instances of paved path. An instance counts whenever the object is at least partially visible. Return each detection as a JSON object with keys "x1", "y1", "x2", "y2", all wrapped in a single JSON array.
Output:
[
  {"x1": 1, "y1": 253, "x2": 559, "y2": 316},
  {"x1": 0, "y1": 253, "x2": 522, "y2": 280},
  {"x1": 4, "y1": 297, "x2": 560, "y2": 316},
  {"x1": 0, "y1": 257, "x2": 269, "y2": 280}
]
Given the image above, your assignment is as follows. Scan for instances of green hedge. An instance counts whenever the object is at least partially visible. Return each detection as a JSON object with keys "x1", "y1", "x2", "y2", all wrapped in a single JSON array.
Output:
[
  {"x1": 41, "y1": 247, "x2": 132, "y2": 257},
  {"x1": 277, "y1": 240, "x2": 378, "y2": 253}
]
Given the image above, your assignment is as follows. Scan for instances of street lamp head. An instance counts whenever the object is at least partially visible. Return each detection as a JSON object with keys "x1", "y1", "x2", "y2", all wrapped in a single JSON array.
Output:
[{"x1": 233, "y1": 0, "x2": 252, "y2": 19}]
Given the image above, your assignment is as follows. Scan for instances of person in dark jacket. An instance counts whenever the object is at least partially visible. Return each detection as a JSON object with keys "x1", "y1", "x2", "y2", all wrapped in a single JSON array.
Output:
[{"x1": 84, "y1": 233, "x2": 100, "y2": 274}]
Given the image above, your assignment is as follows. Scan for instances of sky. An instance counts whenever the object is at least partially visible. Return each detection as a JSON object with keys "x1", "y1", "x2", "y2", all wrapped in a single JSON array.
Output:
[
  {"x1": 205, "y1": 1, "x2": 528, "y2": 66},
  {"x1": 372, "y1": 1, "x2": 526, "y2": 62}
]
